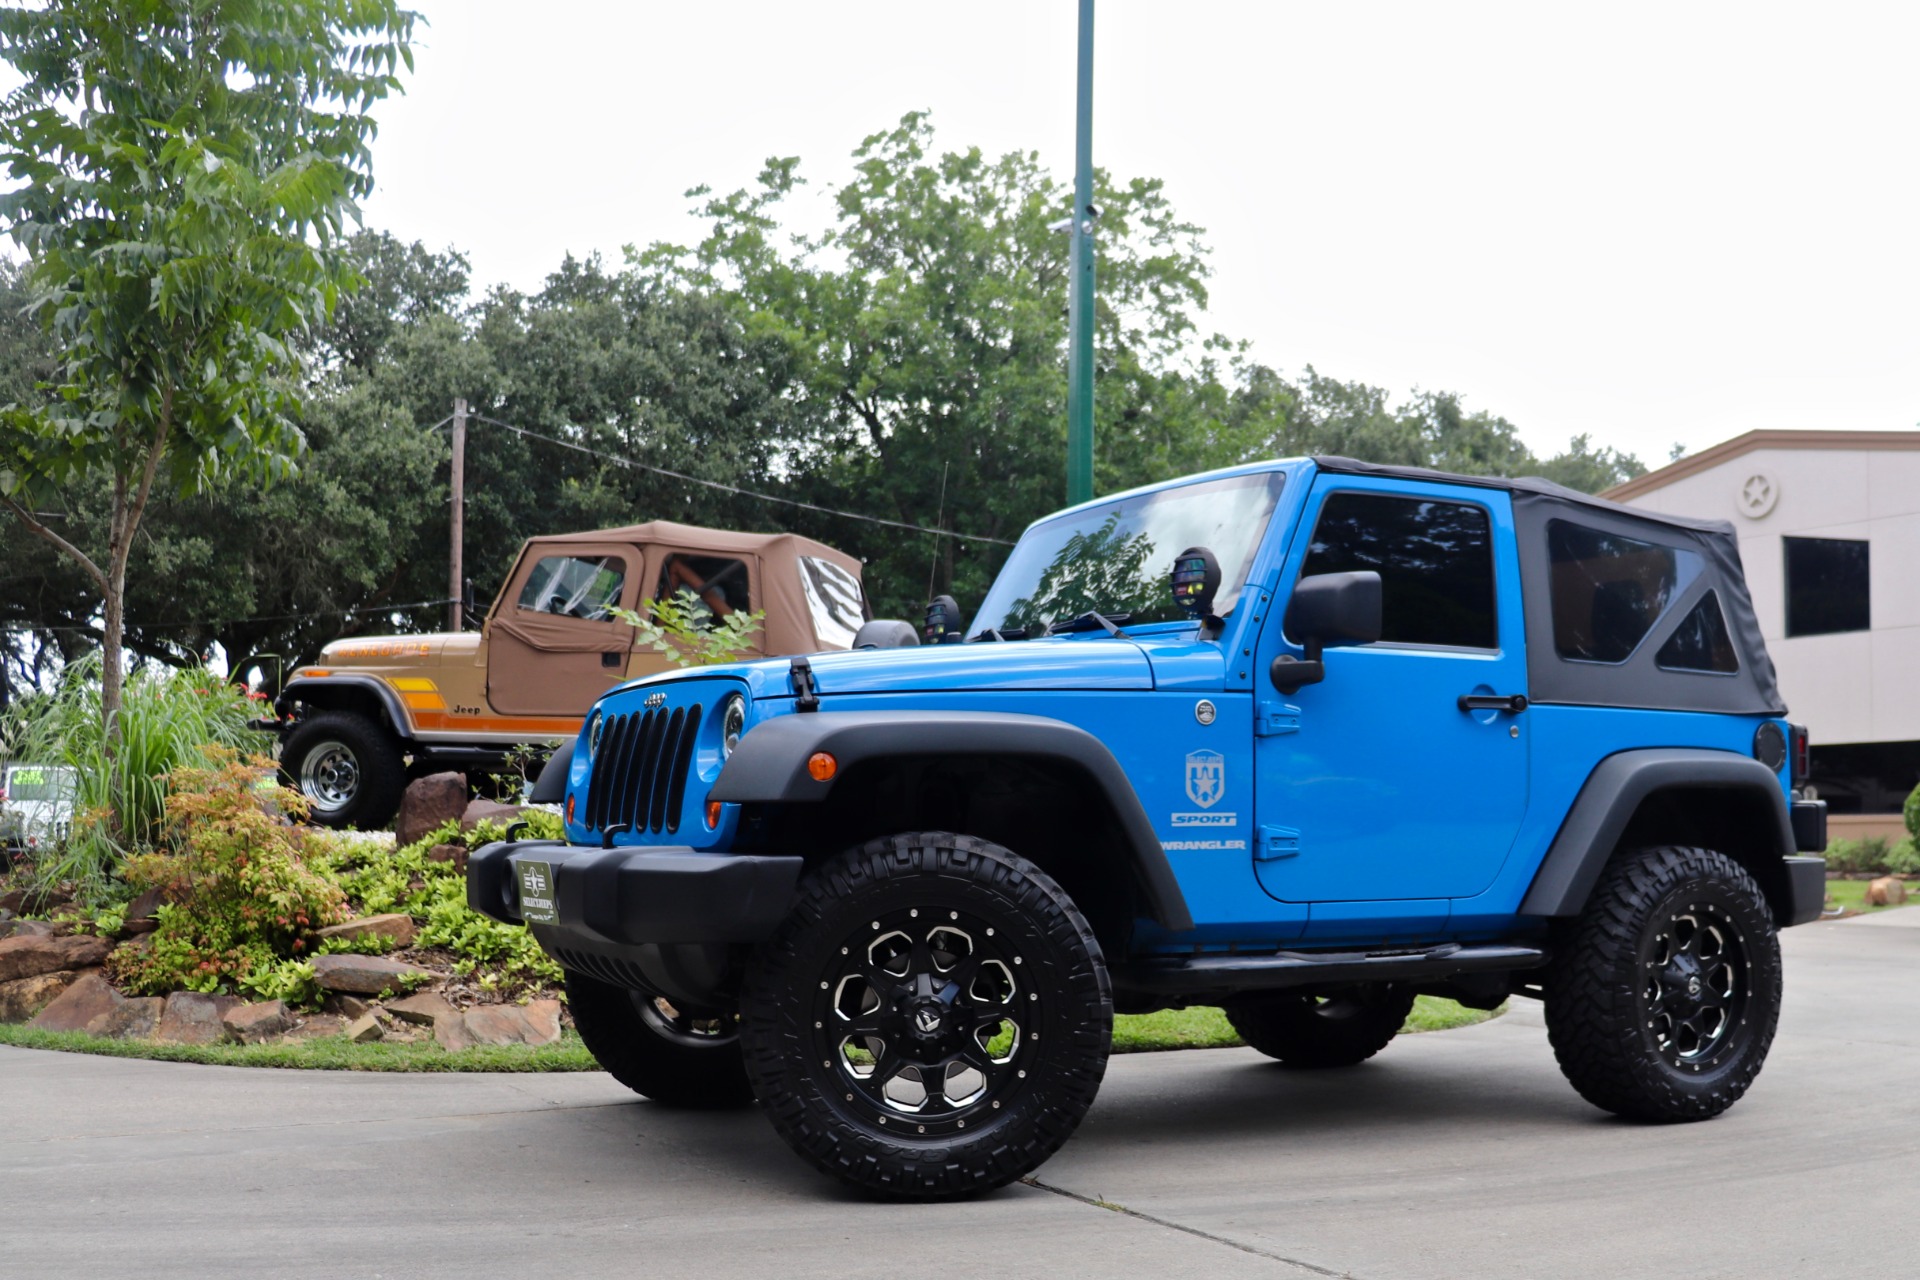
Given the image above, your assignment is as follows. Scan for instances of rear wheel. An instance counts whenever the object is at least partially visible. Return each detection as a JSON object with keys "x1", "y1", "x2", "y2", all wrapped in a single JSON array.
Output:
[
  {"x1": 565, "y1": 969, "x2": 754, "y2": 1108},
  {"x1": 740, "y1": 832, "x2": 1112, "y2": 1200},
  {"x1": 280, "y1": 711, "x2": 404, "y2": 830},
  {"x1": 1544, "y1": 845, "x2": 1781, "y2": 1122},
  {"x1": 1224, "y1": 984, "x2": 1416, "y2": 1068}
]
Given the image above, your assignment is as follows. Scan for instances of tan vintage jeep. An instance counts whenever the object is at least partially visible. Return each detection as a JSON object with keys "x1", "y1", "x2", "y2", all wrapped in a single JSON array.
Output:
[{"x1": 264, "y1": 521, "x2": 867, "y2": 829}]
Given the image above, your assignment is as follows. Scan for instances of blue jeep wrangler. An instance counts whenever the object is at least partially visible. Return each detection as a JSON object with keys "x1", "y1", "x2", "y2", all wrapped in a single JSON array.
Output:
[{"x1": 470, "y1": 457, "x2": 1829, "y2": 1200}]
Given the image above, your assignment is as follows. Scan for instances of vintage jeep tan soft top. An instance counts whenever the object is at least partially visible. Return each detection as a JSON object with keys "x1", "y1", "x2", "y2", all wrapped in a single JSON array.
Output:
[{"x1": 268, "y1": 521, "x2": 866, "y2": 828}]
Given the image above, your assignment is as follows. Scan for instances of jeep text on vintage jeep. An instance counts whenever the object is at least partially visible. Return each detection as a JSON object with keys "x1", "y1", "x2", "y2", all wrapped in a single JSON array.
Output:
[
  {"x1": 467, "y1": 458, "x2": 1828, "y2": 1200},
  {"x1": 265, "y1": 521, "x2": 866, "y2": 829}
]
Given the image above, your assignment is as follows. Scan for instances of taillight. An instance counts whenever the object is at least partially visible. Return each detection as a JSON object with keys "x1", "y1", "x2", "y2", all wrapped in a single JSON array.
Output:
[{"x1": 1790, "y1": 723, "x2": 1811, "y2": 788}]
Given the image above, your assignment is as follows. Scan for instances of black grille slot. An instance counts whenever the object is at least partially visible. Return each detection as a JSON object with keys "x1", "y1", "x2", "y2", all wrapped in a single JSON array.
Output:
[{"x1": 584, "y1": 698, "x2": 705, "y2": 834}]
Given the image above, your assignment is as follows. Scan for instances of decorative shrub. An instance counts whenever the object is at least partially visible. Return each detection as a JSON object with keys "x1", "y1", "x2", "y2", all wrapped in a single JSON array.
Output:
[
  {"x1": 1905, "y1": 781, "x2": 1920, "y2": 843},
  {"x1": 112, "y1": 748, "x2": 349, "y2": 1005},
  {"x1": 1823, "y1": 837, "x2": 1891, "y2": 876},
  {"x1": 1884, "y1": 838, "x2": 1920, "y2": 878},
  {"x1": 0, "y1": 654, "x2": 263, "y2": 903}
]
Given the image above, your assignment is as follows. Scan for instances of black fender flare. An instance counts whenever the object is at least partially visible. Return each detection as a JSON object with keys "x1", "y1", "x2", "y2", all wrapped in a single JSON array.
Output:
[
  {"x1": 276, "y1": 674, "x2": 412, "y2": 740},
  {"x1": 1519, "y1": 747, "x2": 1794, "y2": 918},
  {"x1": 710, "y1": 710, "x2": 1194, "y2": 932}
]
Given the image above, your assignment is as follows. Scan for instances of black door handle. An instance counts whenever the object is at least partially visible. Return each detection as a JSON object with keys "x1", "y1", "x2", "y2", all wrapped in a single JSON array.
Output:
[{"x1": 1458, "y1": 693, "x2": 1528, "y2": 714}]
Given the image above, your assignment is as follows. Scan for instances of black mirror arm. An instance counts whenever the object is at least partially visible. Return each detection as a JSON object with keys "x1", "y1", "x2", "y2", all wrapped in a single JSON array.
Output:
[{"x1": 1270, "y1": 638, "x2": 1326, "y2": 695}]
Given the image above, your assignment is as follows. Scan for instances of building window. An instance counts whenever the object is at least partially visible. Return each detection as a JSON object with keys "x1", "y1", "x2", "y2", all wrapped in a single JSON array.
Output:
[
  {"x1": 1783, "y1": 537, "x2": 1869, "y2": 637},
  {"x1": 1298, "y1": 492, "x2": 1496, "y2": 649}
]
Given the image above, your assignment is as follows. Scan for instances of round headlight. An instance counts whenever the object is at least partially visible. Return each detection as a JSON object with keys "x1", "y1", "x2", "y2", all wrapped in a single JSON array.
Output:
[
  {"x1": 586, "y1": 712, "x2": 604, "y2": 759},
  {"x1": 720, "y1": 695, "x2": 746, "y2": 759}
]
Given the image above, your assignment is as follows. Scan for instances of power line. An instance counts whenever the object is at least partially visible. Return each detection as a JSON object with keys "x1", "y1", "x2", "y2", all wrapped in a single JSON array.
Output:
[
  {"x1": 466, "y1": 412, "x2": 1015, "y2": 547},
  {"x1": 3, "y1": 596, "x2": 455, "y2": 636}
]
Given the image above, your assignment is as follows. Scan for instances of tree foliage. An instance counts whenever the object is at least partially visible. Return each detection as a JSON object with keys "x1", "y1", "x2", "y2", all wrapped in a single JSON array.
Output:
[{"x1": 0, "y1": 0, "x2": 415, "y2": 741}]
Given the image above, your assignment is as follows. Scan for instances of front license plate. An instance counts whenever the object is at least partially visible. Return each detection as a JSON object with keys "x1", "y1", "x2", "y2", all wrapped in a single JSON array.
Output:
[{"x1": 516, "y1": 859, "x2": 559, "y2": 925}]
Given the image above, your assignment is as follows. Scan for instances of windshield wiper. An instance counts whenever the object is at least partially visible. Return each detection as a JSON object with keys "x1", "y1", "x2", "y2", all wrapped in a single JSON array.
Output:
[
  {"x1": 968, "y1": 626, "x2": 1030, "y2": 643},
  {"x1": 1048, "y1": 611, "x2": 1132, "y2": 638}
]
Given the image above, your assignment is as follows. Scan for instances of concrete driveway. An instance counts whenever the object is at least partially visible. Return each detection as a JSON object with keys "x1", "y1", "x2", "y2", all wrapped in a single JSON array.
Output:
[{"x1": 4, "y1": 912, "x2": 1915, "y2": 1280}]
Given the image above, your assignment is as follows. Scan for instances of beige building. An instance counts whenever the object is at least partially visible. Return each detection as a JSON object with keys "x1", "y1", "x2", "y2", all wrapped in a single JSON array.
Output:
[{"x1": 1607, "y1": 429, "x2": 1920, "y2": 836}]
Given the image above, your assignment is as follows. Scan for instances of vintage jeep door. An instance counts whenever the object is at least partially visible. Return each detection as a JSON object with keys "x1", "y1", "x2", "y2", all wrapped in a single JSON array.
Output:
[
  {"x1": 486, "y1": 541, "x2": 639, "y2": 716},
  {"x1": 1252, "y1": 475, "x2": 1530, "y2": 914}
]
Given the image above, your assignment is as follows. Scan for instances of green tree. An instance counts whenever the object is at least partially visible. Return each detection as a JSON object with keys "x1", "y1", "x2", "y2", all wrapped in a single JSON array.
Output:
[{"x1": 0, "y1": 0, "x2": 415, "y2": 747}]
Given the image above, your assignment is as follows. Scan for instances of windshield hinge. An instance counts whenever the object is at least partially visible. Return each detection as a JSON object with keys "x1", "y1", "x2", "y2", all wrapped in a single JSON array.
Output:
[
  {"x1": 1256, "y1": 825, "x2": 1301, "y2": 862},
  {"x1": 789, "y1": 656, "x2": 820, "y2": 712},
  {"x1": 1255, "y1": 703, "x2": 1300, "y2": 737}
]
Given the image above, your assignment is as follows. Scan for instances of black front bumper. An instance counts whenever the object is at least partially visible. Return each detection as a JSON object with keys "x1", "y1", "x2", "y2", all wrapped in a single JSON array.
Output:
[{"x1": 466, "y1": 839, "x2": 804, "y2": 947}]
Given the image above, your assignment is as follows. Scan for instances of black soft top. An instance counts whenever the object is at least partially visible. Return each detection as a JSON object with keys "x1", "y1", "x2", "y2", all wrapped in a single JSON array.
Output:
[{"x1": 1311, "y1": 456, "x2": 1784, "y2": 716}]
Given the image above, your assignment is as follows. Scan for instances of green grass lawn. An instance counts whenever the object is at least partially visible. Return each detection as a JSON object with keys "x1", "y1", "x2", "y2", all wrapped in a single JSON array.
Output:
[
  {"x1": 1824, "y1": 878, "x2": 1915, "y2": 915},
  {"x1": 0, "y1": 996, "x2": 1501, "y2": 1069}
]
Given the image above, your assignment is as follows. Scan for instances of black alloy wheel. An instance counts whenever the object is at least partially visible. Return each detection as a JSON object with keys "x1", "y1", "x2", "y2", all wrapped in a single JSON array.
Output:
[
  {"x1": 1545, "y1": 845, "x2": 1782, "y2": 1123},
  {"x1": 564, "y1": 968, "x2": 754, "y2": 1108},
  {"x1": 741, "y1": 832, "x2": 1112, "y2": 1200}
]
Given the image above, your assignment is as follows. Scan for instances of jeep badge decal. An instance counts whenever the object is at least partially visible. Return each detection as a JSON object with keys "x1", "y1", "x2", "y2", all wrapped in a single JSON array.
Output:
[
  {"x1": 1194, "y1": 699, "x2": 1217, "y2": 725},
  {"x1": 1185, "y1": 749, "x2": 1224, "y2": 809}
]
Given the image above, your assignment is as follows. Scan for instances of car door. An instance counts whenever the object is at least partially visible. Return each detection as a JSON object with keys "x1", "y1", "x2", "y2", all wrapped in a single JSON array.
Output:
[
  {"x1": 486, "y1": 543, "x2": 638, "y2": 716},
  {"x1": 1253, "y1": 476, "x2": 1530, "y2": 911}
]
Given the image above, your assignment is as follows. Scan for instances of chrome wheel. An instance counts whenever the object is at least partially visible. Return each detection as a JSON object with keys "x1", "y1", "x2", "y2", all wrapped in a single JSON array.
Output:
[
  {"x1": 297, "y1": 739, "x2": 360, "y2": 813},
  {"x1": 820, "y1": 906, "x2": 1029, "y2": 1133},
  {"x1": 1643, "y1": 902, "x2": 1749, "y2": 1071}
]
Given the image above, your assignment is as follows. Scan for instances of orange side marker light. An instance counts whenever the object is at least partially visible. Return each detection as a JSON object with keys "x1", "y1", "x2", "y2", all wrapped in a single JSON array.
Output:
[
  {"x1": 706, "y1": 800, "x2": 723, "y2": 829},
  {"x1": 807, "y1": 752, "x2": 838, "y2": 782}
]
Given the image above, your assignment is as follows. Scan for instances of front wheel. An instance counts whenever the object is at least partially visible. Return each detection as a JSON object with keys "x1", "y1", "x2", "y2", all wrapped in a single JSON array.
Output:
[
  {"x1": 1223, "y1": 984, "x2": 1416, "y2": 1068},
  {"x1": 1544, "y1": 845, "x2": 1782, "y2": 1122},
  {"x1": 565, "y1": 969, "x2": 754, "y2": 1108},
  {"x1": 280, "y1": 711, "x2": 404, "y2": 830},
  {"x1": 740, "y1": 832, "x2": 1112, "y2": 1200}
]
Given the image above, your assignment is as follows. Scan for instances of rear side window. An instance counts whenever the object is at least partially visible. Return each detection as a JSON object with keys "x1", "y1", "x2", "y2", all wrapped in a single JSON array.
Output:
[
  {"x1": 517, "y1": 554, "x2": 627, "y2": 620},
  {"x1": 1298, "y1": 492, "x2": 1497, "y2": 649},
  {"x1": 656, "y1": 555, "x2": 751, "y2": 625},
  {"x1": 1547, "y1": 521, "x2": 1694, "y2": 663},
  {"x1": 1655, "y1": 591, "x2": 1739, "y2": 673}
]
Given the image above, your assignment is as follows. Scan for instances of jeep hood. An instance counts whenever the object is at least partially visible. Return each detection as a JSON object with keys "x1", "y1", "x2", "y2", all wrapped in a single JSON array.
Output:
[
  {"x1": 724, "y1": 637, "x2": 1155, "y2": 700},
  {"x1": 315, "y1": 631, "x2": 475, "y2": 667}
]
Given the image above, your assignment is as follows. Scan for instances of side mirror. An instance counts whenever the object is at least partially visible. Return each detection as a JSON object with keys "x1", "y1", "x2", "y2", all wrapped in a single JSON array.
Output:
[
  {"x1": 462, "y1": 578, "x2": 478, "y2": 627},
  {"x1": 1272, "y1": 571, "x2": 1382, "y2": 694}
]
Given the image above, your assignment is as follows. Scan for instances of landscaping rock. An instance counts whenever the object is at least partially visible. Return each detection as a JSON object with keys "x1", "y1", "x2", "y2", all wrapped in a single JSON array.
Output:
[
  {"x1": 386, "y1": 992, "x2": 456, "y2": 1026},
  {"x1": 522, "y1": 998, "x2": 563, "y2": 1044},
  {"x1": 455, "y1": 1003, "x2": 563, "y2": 1048},
  {"x1": 346, "y1": 1012, "x2": 385, "y2": 1043},
  {"x1": 0, "y1": 933, "x2": 114, "y2": 984},
  {"x1": 314, "y1": 913, "x2": 418, "y2": 949},
  {"x1": 0, "y1": 918, "x2": 56, "y2": 942},
  {"x1": 0, "y1": 887, "x2": 69, "y2": 916},
  {"x1": 88, "y1": 996, "x2": 162, "y2": 1040},
  {"x1": 287, "y1": 1014, "x2": 347, "y2": 1040},
  {"x1": 222, "y1": 1000, "x2": 293, "y2": 1044},
  {"x1": 424, "y1": 842, "x2": 469, "y2": 873},
  {"x1": 433, "y1": 1012, "x2": 474, "y2": 1052},
  {"x1": 1866, "y1": 876, "x2": 1907, "y2": 907},
  {"x1": 310, "y1": 953, "x2": 440, "y2": 996},
  {"x1": 0, "y1": 969, "x2": 81, "y2": 1022},
  {"x1": 122, "y1": 887, "x2": 167, "y2": 935},
  {"x1": 155, "y1": 992, "x2": 237, "y2": 1046},
  {"x1": 28, "y1": 970, "x2": 121, "y2": 1032},
  {"x1": 394, "y1": 772, "x2": 469, "y2": 848},
  {"x1": 322, "y1": 994, "x2": 375, "y2": 1020},
  {"x1": 461, "y1": 797, "x2": 525, "y2": 832}
]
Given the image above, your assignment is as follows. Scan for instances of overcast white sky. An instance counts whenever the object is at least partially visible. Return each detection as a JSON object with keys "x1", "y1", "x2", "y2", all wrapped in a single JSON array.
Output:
[{"x1": 128, "y1": 4, "x2": 1920, "y2": 465}]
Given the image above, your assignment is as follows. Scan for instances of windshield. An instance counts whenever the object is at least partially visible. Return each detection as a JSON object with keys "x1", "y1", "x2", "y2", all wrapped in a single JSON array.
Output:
[{"x1": 972, "y1": 471, "x2": 1286, "y2": 636}]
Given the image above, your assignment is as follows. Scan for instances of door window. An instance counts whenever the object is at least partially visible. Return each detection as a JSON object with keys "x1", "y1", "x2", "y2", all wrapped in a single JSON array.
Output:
[
  {"x1": 1297, "y1": 492, "x2": 1497, "y2": 649},
  {"x1": 516, "y1": 555, "x2": 627, "y2": 620}
]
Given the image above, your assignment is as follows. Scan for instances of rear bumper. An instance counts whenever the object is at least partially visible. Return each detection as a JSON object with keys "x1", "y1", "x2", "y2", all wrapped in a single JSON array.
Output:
[
  {"x1": 1782, "y1": 855, "x2": 1827, "y2": 927},
  {"x1": 1790, "y1": 800, "x2": 1828, "y2": 853},
  {"x1": 466, "y1": 839, "x2": 803, "y2": 946}
]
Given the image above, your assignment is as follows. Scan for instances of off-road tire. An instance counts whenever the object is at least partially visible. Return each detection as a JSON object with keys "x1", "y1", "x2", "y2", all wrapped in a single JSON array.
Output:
[
  {"x1": 1223, "y1": 984, "x2": 1416, "y2": 1068},
  {"x1": 280, "y1": 711, "x2": 404, "y2": 830},
  {"x1": 740, "y1": 832, "x2": 1112, "y2": 1201},
  {"x1": 1545, "y1": 845, "x2": 1781, "y2": 1122},
  {"x1": 564, "y1": 969, "x2": 754, "y2": 1108}
]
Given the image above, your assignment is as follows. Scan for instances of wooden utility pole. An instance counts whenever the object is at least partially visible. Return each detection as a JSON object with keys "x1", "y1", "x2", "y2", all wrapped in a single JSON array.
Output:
[
  {"x1": 1066, "y1": 0, "x2": 1097, "y2": 506},
  {"x1": 450, "y1": 397, "x2": 467, "y2": 631}
]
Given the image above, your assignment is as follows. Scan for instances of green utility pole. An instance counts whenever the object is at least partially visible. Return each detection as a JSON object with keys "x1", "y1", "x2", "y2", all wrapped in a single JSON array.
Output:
[{"x1": 1065, "y1": 0, "x2": 1096, "y2": 506}]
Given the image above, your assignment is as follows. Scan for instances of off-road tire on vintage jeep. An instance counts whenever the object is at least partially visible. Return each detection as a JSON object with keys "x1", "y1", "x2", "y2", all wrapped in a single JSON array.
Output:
[
  {"x1": 1223, "y1": 984, "x2": 1417, "y2": 1069},
  {"x1": 279, "y1": 710, "x2": 405, "y2": 831},
  {"x1": 1544, "y1": 845, "x2": 1782, "y2": 1123},
  {"x1": 739, "y1": 832, "x2": 1112, "y2": 1201},
  {"x1": 564, "y1": 969, "x2": 755, "y2": 1108}
]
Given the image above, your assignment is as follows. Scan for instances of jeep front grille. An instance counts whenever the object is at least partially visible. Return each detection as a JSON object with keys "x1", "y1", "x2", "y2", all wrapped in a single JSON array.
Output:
[{"x1": 583, "y1": 702, "x2": 703, "y2": 836}]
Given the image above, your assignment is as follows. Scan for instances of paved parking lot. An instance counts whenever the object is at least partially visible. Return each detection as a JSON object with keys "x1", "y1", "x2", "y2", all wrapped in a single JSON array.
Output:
[{"x1": 4, "y1": 912, "x2": 1915, "y2": 1279}]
